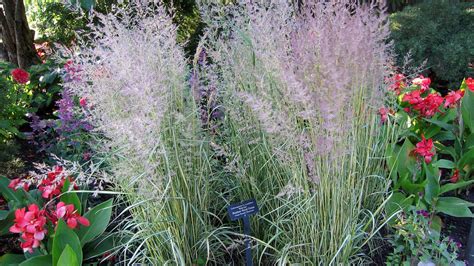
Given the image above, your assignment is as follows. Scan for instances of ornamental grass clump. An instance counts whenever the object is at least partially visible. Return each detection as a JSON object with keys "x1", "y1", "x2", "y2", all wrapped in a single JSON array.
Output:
[
  {"x1": 196, "y1": 0, "x2": 397, "y2": 264},
  {"x1": 66, "y1": 3, "x2": 219, "y2": 264}
]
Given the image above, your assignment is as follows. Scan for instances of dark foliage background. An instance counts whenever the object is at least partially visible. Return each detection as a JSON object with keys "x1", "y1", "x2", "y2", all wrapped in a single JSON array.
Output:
[{"x1": 390, "y1": 1, "x2": 474, "y2": 89}]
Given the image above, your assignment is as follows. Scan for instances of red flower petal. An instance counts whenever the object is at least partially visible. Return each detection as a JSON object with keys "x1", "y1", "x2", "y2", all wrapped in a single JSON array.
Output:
[{"x1": 77, "y1": 216, "x2": 90, "y2": 227}]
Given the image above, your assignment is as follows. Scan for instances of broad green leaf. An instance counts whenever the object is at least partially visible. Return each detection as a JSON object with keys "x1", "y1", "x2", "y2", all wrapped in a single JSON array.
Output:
[
  {"x1": 77, "y1": 199, "x2": 113, "y2": 246},
  {"x1": 394, "y1": 139, "x2": 417, "y2": 180},
  {"x1": 424, "y1": 124, "x2": 441, "y2": 139},
  {"x1": 432, "y1": 131, "x2": 456, "y2": 142},
  {"x1": 440, "y1": 180, "x2": 474, "y2": 194},
  {"x1": 423, "y1": 118, "x2": 454, "y2": 132},
  {"x1": 60, "y1": 178, "x2": 82, "y2": 215},
  {"x1": 385, "y1": 192, "x2": 413, "y2": 224},
  {"x1": 466, "y1": 133, "x2": 474, "y2": 149},
  {"x1": 436, "y1": 197, "x2": 474, "y2": 218},
  {"x1": 430, "y1": 215, "x2": 442, "y2": 234},
  {"x1": 433, "y1": 159, "x2": 455, "y2": 169},
  {"x1": 0, "y1": 176, "x2": 26, "y2": 205},
  {"x1": 461, "y1": 83, "x2": 474, "y2": 133},
  {"x1": 0, "y1": 254, "x2": 26, "y2": 265},
  {"x1": 52, "y1": 220, "x2": 83, "y2": 266},
  {"x1": 0, "y1": 211, "x2": 14, "y2": 235},
  {"x1": 459, "y1": 148, "x2": 474, "y2": 170},
  {"x1": 437, "y1": 145, "x2": 458, "y2": 160},
  {"x1": 0, "y1": 210, "x2": 9, "y2": 220},
  {"x1": 19, "y1": 255, "x2": 52, "y2": 266},
  {"x1": 399, "y1": 173, "x2": 426, "y2": 194},
  {"x1": 386, "y1": 144, "x2": 400, "y2": 182},
  {"x1": 57, "y1": 245, "x2": 79, "y2": 266},
  {"x1": 424, "y1": 163, "x2": 440, "y2": 204}
]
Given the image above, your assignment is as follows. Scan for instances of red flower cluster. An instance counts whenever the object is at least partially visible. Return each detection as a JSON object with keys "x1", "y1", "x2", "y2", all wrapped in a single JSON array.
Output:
[
  {"x1": 9, "y1": 204, "x2": 47, "y2": 253},
  {"x1": 9, "y1": 166, "x2": 76, "y2": 200},
  {"x1": 11, "y1": 68, "x2": 30, "y2": 84},
  {"x1": 411, "y1": 75, "x2": 431, "y2": 92},
  {"x1": 9, "y1": 202, "x2": 89, "y2": 253},
  {"x1": 403, "y1": 91, "x2": 444, "y2": 117},
  {"x1": 50, "y1": 202, "x2": 90, "y2": 229},
  {"x1": 8, "y1": 178, "x2": 30, "y2": 192},
  {"x1": 413, "y1": 135, "x2": 435, "y2": 164},
  {"x1": 444, "y1": 90, "x2": 464, "y2": 108},
  {"x1": 389, "y1": 74, "x2": 406, "y2": 95},
  {"x1": 38, "y1": 166, "x2": 67, "y2": 199},
  {"x1": 467, "y1": 77, "x2": 474, "y2": 92}
]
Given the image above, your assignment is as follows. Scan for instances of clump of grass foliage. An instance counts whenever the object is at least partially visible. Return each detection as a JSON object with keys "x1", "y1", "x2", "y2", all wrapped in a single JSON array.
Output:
[
  {"x1": 67, "y1": 0, "x2": 399, "y2": 264},
  {"x1": 194, "y1": 0, "x2": 398, "y2": 264},
  {"x1": 66, "y1": 2, "x2": 222, "y2": 264}
]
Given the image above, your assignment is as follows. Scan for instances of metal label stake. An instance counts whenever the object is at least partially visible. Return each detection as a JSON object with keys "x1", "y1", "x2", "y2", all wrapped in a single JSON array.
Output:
[{"x1": 227, "y1": 199, "x2": 259, "y2": 266}]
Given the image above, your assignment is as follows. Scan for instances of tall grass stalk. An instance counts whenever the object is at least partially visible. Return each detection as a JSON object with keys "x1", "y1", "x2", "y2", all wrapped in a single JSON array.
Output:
[
  {"x1": 196, "y1": 0, "x2": 398, "y2": 264},
  {"x1": 66, "y1": 3, "x2": 226, "y2": 264}
]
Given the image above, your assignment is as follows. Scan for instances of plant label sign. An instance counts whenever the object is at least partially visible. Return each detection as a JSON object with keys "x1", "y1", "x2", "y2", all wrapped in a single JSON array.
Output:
[
  {"x1": 228, "y1": 199, "x2": 258, "y2": 221},
  {"x1": 227, "y1": 199, "x2": 259, "y2": 266}
]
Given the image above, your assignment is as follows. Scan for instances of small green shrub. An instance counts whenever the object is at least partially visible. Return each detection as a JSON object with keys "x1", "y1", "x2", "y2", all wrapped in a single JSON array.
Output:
[
  {"x1": 390, "y1": 1, "x2": 474, "y2": 87},
  {"x1": 0, "y1": 60, "x2": 63, "y2": 142},
  {"x1": 29, "y1": 2, "x2": 88, "y2": 45},
  {"x1": 386, "y1": 208, "x2": 463, "y2": 265}
]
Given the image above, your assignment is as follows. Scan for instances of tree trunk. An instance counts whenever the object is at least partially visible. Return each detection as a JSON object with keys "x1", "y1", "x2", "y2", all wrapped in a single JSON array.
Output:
[{"x1": 0, "y1": 0, "x2": 39, "y2": 68}]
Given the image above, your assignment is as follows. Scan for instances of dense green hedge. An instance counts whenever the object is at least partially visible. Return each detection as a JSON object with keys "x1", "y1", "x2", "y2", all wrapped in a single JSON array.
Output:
[{"x1": 390, "y1": 1, "x2": 474, "y2": 87}]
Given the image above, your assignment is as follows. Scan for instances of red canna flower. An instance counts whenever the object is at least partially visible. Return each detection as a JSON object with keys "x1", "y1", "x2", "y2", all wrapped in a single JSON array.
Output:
[
  {"x1": 413, "y1": 135, "x2": 435, "y2": 164},
  {"x1": 402, "y1": 91, "x2": 443, "y2": 117},
  {"x1": 11, "y1": 68, "x2": 30, "y2": 84},
  {"x1": 51, "y1": 202, "x2": 90, "y2": 229},
  {"x1": 418, "y1": 93, "x2": 443, "y2": 117},
  {"x1": 412, "y1": 75, "x2": 431, "y2": 92},
  {"x1": 38, "y1": 166, "x2": 66, "y2": 199},
  {"x1": 450, "y1": 169, "x2": 460, "y2": 183},
  {"x1": 403, "y1": 90, "x2": 423, "y2": 105},
  {"x1": 444, "y1": 90, "x2": 464, "y2": 108},
  {"x1": 8, "y1": 178, "x2": 30, "y2": 191},
  {"x1": 9, "y1": 204, "x2": 47, "y2": 253},
  {"x1": 467, "y1": 77, "x2": 474, "y2": 92}
]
